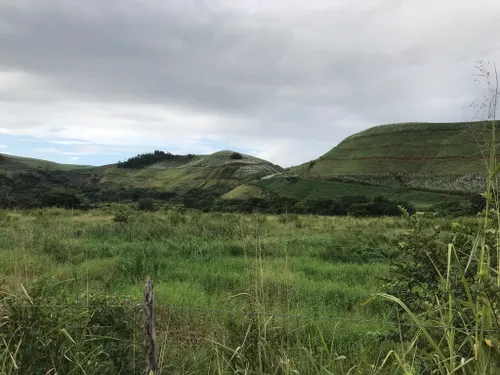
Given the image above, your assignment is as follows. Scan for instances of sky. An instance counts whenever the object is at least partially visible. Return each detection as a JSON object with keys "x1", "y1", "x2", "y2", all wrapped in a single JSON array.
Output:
[{"x1": 1, "y1": 0, "x2": 499, "y2": 167}]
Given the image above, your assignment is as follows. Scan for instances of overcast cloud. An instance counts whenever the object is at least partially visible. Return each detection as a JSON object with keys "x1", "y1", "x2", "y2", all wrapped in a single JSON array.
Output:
[{"x1": 1, "y1": 0, "x2": 499, "y2": 166}]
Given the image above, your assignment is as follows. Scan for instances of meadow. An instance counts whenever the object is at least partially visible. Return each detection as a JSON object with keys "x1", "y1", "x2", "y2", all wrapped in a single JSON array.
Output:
[
  {"x1": 0, "y1": 207, "x2": 411, "y2": 372},
  {"x1": 1, "y1": 205, "x2": 488, "y2": 374}
]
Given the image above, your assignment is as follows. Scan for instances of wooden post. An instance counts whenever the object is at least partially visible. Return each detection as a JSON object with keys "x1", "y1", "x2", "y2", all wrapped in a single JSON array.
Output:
[{"x1": 144, "y1": 277, "x2": 158, "y2": 374}]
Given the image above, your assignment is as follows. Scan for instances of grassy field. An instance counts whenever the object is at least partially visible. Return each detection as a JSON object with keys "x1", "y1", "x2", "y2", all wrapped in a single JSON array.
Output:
[
  {"x1": 0, "y1": 153, "x2": 95, "y2": 172},
  {"x1": 0, "y1": 208, "x2": 458, "y2": 374},
  {"x1": 0, "y1": 207, "x2": 478, "y2": 374}
]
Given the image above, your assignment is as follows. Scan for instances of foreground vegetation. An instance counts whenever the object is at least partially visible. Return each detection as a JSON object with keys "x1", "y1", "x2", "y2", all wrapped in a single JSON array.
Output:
[
  {"x1": 0, "y1": 208, "x2": 402, "y2": 374},
  {"x1": 2, "y1": 205, "x2": 498, "y2": 374}
]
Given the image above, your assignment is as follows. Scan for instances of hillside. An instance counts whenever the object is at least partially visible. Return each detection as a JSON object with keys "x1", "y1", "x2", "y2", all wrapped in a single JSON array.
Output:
[
  {"x1": 0, "y1": 153, "x2": 94, "y2": 172},
  {"x1": 230, "y1": 122, "x2": 494, "y2": 209},
  {"x1": 0, "y1": 150, "x2": 283, "y2": 208},
  {"x1": 98, "y1": 150, "x2": 283, "y2": 191},
  {"x1": 293, "y1": 122, "x2": 494, "y2": 176}
]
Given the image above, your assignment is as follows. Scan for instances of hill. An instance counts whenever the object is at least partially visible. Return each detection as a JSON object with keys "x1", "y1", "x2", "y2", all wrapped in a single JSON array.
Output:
[
  {"x1": 0, "y1": 153, "x2": 93, "y2": 172},
  {"x1": 229, "y1": 122, "x2": 493, "y2": 209},
  {"x1": 293, "y1": 122, "x2": 494, "y2": 176},
  {"x1": 98, "y1": 150, "x2": 283, "y2": 191},
  {"x1": 0, "y1": 150, "x2": 283, "y2": 208}
]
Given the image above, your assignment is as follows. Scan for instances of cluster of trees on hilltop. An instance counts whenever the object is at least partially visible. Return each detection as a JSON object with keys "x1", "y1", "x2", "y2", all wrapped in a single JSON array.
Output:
[{"x1": 117, "y1": 150, "x2": 195, "y2": 169}]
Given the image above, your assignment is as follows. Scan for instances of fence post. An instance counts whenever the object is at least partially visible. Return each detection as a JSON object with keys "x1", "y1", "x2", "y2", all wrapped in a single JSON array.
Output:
[{"x1": 144, "y1": 277, "x2": 158, "y2": 374}]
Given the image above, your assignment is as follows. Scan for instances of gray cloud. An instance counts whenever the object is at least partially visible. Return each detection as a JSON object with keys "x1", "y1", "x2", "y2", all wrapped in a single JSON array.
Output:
[{"x1": 1, "y1": 0, "x2": 500, "y2": 165}]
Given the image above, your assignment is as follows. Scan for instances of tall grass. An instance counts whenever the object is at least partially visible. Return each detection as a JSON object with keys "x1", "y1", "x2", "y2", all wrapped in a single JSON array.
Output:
[
  {"x1": 1, "y1": 208, "x2": 408, "y2": 374},
  {"x1": 1, "y1": 205, "x2": 485, "y2": 373},
  {"x1": 375, "y1": 61, "x2": 500, "y2": 374}
]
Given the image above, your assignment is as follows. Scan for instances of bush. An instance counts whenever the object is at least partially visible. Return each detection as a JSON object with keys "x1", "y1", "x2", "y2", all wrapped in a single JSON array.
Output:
[
  {"x1": 348, "y1": 202, "x2": 374, "y2": 217},
  {"x1": 138, "y1": 198, "x2": 157, "y2": 211},
  {"x1": 112, "y1": 211, "x2": 130, "y2": 223},
  {"x1": 112, "y1": 205, "x2": 133, "y2": 223},
  {"x1": 40, "y1": 188, "x2": 82, "y2": 208},
  {"x1": 230, "y1": 152, "x2": 243, "y2": 160},
  {"x1": 348, "y1": 195, "x2": 415, "y2": 217},
  {"x1": 228, "y1": 245, "x2": 245, "y2": 256},
  {"x1": 430, "y1": 195, "x2": 486, "y2": 216}
]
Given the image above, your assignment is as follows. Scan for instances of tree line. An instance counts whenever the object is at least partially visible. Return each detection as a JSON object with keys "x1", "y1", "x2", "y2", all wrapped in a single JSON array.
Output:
[{"x1": 117, "y1": 150, "x2": 195, "y2": 169}]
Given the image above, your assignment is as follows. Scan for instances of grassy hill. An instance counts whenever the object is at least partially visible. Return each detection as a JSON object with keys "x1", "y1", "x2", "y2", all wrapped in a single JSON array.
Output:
[
  {"x1": 294, "y1": 122, "x2": 494, "y2": 176},
  {"x1": 0, "y1": 153, "x2": 94, "y2": 172},
  {"x1": 0, "y1": 150, "x2": 284, "y2": 208},
  {"x1": 227, "y1": 122, "x2": 494, "y2": 209},
  {"x1": 97, "y1": 150, "x2": 283, "y2": 191}
]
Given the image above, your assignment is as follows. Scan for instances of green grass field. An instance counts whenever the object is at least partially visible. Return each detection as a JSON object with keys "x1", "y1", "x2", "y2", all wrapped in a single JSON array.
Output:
[
  {"x1": 1, "y1": 151, "x2": 283, "y2": 194},
  {"x1": 0, "y1": 207, "x2": 477, "y2": 374},
  {"x1": 0, "y1": 153, "x2": 95, "y2": 172}
]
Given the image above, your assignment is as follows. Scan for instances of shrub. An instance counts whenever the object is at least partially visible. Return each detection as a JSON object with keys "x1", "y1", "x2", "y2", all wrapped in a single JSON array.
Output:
[
  {"x1": 230, "y1": 152, "x2": 243, "y2": 160},
  {"x1": 112, "y1": 205, "x2": 133, "y2": 223},
  {"x1": 112, "y1": 211, "x2": 130, "y2": 223},
  {"x1": 137, "y1": 197, "x2": 157, "y2": 211},
  {"x1": 348, "y1": 202, "x2": 374, "y2": 217},
  {"x1": 228, "y1": 244, "x2": 245, "y2": 257},
  {"x1": 40, "y1": 188, "x2": 82, "y2": 208}
]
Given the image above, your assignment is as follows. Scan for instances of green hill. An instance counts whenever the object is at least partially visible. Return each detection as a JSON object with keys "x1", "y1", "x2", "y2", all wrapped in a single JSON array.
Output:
[
  {"x1": 0, "y1": 153, "x2": 94, "y2": 172},
  {"x1": 0, "y1": 150, "x2": 284, "y2": 208},
  {"x1": 234, "y1": 122, "x2": 494, "y2": 209},
  {"x1": 97, "y1": 150, "x2": 283, "y2": 191},
  {"x1": 295, "y1": 122, "x2": 494, "y2": 176}
]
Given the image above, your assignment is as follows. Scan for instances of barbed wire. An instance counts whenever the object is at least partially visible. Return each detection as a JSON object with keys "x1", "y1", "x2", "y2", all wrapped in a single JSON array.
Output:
[{"x1": 2, "y1": 302, "x2": 500, "y2": 333}]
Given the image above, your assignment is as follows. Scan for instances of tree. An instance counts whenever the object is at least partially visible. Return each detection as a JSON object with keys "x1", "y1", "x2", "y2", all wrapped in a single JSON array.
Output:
[
  {"x1": 230, "y1": 152, "x2": 243, "y2": 160},
  {"x1": 41, "y1": 188, "x2": 81, "y2": 208}
]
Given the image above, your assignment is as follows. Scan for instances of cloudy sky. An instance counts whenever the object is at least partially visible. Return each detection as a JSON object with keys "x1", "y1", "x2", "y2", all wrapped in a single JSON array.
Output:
[{"x1": 1, "y1": 0, "x2": 499, "y2": 167}]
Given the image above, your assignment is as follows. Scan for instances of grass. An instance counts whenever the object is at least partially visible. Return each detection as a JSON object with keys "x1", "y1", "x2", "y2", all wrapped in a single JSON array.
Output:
[
  {"x1": 0, "y1": 206, "x2": 484, "y2": 374},
  {"x1": 0, "y1": 207, "x2": 434, "y2": 374},
  {"x1": 293, "y1": 121, "x2": 498, "y2": 177},
  {"x1": 102, "y1": 151, "x2": 283, "y2": 190},
  {"x1": 0, "y1": 153, "x2": 95, "y2": 171},
  {"x1": 221, "y1": 184, "x2": 267, "y2": 200},
  {"x1": 1, "y1": 151, "x2": 283, "y2": 194}
]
